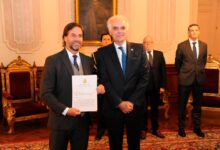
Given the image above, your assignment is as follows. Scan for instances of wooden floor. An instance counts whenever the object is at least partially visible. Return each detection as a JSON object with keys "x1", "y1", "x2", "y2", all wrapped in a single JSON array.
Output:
[{"x1": 0, "y1": 103, "x2": 220, "y2": 144}]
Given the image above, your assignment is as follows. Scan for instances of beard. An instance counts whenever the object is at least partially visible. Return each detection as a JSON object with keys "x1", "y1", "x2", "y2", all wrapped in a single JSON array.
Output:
[
  {"x1": 69, "y1": 41, "x2": 82, "y2": 51},
  {"x1": 70, "y1": 46, "x2": 79, "y2": 51}
]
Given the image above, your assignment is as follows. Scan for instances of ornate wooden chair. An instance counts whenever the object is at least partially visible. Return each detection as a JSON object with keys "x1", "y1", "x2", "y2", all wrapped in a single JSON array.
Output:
[
  {"x1": 161, "y1": 91, "x2": 170, "y2": 119},
  {"x1": 0, "y1": 56, "x2": 48, "y2": 134},
  {"x1": 147, "y1": 92, "x2": 170, "y2": 119}
]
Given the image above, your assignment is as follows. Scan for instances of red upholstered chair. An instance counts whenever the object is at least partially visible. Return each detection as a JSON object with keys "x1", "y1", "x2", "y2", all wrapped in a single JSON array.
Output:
[{"x1": 0, "y1": 56, "x2": 48, "y2": 134}]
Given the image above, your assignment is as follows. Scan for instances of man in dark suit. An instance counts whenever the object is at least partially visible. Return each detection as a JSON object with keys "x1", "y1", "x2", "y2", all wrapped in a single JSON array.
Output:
[
  {"x1": 97, "y1": 15, "x2": 149, "y2": 150},
  {"x1": 40, "y1": 22, "x2": 105, "y2": 150},
  {"x1": 92, "y1": 33, "x2": 112, "y2": 140},
  {"x1": 140, "y1": 35, "x2": 166, "y2": 139},
  {"x1": 175, "y1": 24, "x2": 207, "y2": 138}
]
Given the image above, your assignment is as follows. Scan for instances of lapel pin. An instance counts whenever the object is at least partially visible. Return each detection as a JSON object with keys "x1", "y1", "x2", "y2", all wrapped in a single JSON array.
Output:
[{"x1": 131, "y1": 48, "x2": 134, "y2": 52}]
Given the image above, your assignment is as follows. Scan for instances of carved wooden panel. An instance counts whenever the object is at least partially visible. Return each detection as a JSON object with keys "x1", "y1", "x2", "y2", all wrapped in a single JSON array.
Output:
[{"x1": 1, "y1": 0, "x2": 42, "y2": 53}]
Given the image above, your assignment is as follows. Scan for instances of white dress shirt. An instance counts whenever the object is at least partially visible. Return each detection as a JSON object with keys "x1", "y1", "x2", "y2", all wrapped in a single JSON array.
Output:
[
  {"x1": 62, "y1": 49, "x2": 82, "y2": 116},
  {"x1": 114, "y1": 41, "x2": 127, "y2": 69},
  {"x1": 145, "y1": 50, "x2": 154, "y2": 59},
  {"x1": 189, "y1": 39, "x2": 199, "y2": 59},
  {"x1": 66, "y1": 48, "x2": 81, "y2": 67}
]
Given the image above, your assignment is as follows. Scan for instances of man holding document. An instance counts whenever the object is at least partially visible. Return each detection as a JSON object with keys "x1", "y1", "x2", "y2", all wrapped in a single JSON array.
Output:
[{"x1": 40, "y1": 22, "x2": 105, "y2": 150}]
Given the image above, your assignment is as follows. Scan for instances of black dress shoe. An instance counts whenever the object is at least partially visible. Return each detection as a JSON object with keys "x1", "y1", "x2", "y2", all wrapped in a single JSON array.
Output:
[
  {"x1": 178, "y1": 128, "x2": 186, "y2": 137},
  {"x1": 193, "y1": 128, "x2": 205, "y2": 138},
  {"x1": 152, "y1": 130, "x2": 165, "y2": 138},
  {"x1": 140, "y1": 130, "x2": 146, "y2": 140},
  {"x1": 95, "y1": 129, "x2": 105, "y2": 140},
  {"x1": 95, "y1": 136, "x2": 101, "y2": 141}
]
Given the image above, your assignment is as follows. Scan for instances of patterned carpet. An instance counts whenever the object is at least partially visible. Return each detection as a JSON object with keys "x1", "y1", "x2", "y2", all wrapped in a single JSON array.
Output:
[{"x1": 1, "y1": 129, "x2": 220, "y2": 150}]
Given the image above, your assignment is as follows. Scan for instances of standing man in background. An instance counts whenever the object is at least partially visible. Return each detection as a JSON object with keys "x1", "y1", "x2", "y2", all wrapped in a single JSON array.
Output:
[
  {"x1": 140, "y1": 35, "x2": 166, "y2": 139},
  {"x1": 40, "y1": 22, "x2": 105, "y2": 150},
  {"x1": 175, "y1": 24, "x2": 207, "y2": 138},
  {"x1": 98, "y1": 15, "x2": 149, "y2": 150},
  {"x1": 93, "y1": 33, "x2": 112, "y2": 140}
]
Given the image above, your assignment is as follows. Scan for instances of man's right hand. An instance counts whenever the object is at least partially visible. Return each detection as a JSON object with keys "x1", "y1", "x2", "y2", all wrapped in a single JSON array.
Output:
[
  {"x1": 118, "y1": 101, "x2": 133, "y2": 114},
  {"x1": 66, "y1": 108, "x2": 81, "y2": 117}
]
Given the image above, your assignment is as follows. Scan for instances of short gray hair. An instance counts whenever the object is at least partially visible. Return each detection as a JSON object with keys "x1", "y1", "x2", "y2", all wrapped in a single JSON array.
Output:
[{"x1": 107, "y1": 15, "x2": 129, "y2": 32}]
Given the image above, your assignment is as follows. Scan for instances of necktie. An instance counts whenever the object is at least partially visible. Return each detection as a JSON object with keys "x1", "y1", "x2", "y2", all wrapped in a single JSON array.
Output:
[
  {"x1": 148, "y1": 51, "x2": 153, "y2": 66},
  {"x1": 73, "y1": 55, "x2": 79, "y2": 71},
  {"x1": 118, "y1": 46, "x2": 126, "y2": 75},
  {"x1": 192, "y1": 42, "x2": 197, "y2": 59}
]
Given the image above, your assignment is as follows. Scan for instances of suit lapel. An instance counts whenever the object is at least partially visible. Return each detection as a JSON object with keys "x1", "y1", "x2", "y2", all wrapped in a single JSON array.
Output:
[
  {"x1": 80, "y1": 53, "x2": 89, "y2": 75},
  {"x1": 125, "y1": 42, "x2": 141, "y2": 80},
  {"x1": 60, "y1": 50, "x2": 74, "y2": 75},
  {"x1": 109, "y1": 44, "x2": 125, "y2": 79},
  {"x1": 186, "y1": 40, "x2": 195, "y2": 60},
  {"x1": 152, "y1": 50, "x2": 156, "y2": 66},
  {"x1": 125, "y1": 42, "x2": 132, "y2": 79},
  {"x1": 198, "y1": 41, "x2": 204, "y2": 60}
]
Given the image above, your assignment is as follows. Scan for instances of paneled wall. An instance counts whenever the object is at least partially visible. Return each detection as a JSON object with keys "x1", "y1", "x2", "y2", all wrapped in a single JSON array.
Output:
[
  {"x1": 0, "y1": 74, "x2": 2, "y2": 119},
  {"x1": 0, "y1": 0, "x2": 198, "y2": 66},
  {"x1": 197, "y1": 0, "x2": 220, "y2": 60}
]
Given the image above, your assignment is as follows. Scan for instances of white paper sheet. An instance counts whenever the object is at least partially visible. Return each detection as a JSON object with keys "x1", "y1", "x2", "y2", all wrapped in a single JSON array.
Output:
[{"x1": 72, "y1": 75, "x2": 97, "y2": 112}]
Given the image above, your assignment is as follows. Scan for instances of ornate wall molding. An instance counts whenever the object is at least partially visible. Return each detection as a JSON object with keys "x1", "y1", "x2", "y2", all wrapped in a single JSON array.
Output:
[
  {"x1": 58, "y1": 0, "x2": 74, "y2": 43},
  {"x1": 146, "y1": 0, "x2": 176, "y2": 52},
  {"x1": 1, "y1": 0, "x2": 42, "y2": 54}
]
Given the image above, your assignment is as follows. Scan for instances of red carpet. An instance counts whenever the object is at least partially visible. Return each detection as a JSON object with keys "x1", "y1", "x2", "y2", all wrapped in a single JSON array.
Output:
[{"x1": 1, "y1": 129, "x2": 220, "y2": 150}]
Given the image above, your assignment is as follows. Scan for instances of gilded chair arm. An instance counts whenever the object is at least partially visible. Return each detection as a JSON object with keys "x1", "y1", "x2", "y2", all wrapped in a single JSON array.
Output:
[
  {"x1": 2, "y1": 91, "x2": 14, "y2": 108},
  {"x1": 2, "y1": 91, "x2": 13, "y2": 100},
  {"x1": 161, "y1": 91, "x2": 170, "y2": 104},
  {"x1": 35, "y1": 88, "x2": 41, "y2": 102},
  {"x1": 161, "y1": 91, "x2": 170, "y2": 119}
]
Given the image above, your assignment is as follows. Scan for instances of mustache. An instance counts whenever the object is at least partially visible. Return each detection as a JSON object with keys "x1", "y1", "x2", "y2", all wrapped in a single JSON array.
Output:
[
  {"x1": 72, "y1": 48, "x2": 79, "y2": 51},
  {"x1": 70, "y1": 40, "x2": 82, "y2": 51},
  {"x1": 70, "y1": 45, "x2": 79, "y2": 51},
  {"x1": 72, "y1": 40, "x2": 82, "y2": 45}
]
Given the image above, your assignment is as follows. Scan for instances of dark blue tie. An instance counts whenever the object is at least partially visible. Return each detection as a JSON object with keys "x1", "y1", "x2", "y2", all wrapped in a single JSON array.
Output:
[
  {"x1": 192, "y1": 42, "x2": 197, "y2": 59},
  {"x1": 73, "y1": 55, "x2": 79, "y2": 71},
  {"x1": 119, "y1": 46, "x2": 126, "y2": 75}
]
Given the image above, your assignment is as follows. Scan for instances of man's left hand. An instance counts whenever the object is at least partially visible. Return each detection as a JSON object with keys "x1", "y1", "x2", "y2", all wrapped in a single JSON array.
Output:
[
  {"x1": 97, "y1": 84, "x2": 105, "y2": 94},
  {"x1": 160, "y1": 88, "x2": 165, "y2": 94}
]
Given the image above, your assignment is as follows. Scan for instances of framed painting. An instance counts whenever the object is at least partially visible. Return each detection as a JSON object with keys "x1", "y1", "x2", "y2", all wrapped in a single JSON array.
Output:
[{"x1": 75, "y1": 0, "x2": 117, "y2": 46}]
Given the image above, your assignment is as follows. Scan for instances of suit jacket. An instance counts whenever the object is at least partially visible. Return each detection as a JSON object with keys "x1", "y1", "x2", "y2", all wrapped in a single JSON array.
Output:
[
  {"x1": 175, "y1": 40, "x2": 207, "y2": 86},
  {"x1": 98, "y1": 42, "x2": 149, "y2": 118},
  {"x1": 40, "y1": 49, "x2": 94, "y2": 130},
  {"x1": 147, "y1": 50, "x2": 166, "y2": 90},
  {"x1": 92, "y1": 49, "x2": 103, "y2": 83}
]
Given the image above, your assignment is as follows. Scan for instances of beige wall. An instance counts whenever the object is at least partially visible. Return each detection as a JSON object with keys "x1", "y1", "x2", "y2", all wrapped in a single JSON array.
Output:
[
  {"x1": 198, "y1": 0, "x2": 220, "y2": 60},
  {"x1": 0, "y1": 0, "x2": 203, "y2": 66}
]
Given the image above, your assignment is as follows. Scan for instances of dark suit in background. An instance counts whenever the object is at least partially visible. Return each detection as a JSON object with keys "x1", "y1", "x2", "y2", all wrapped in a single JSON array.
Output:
[
  {"x1": 175, "y1": 39, "x2": 207, "y2": 135},
  {"x1": 141, "y1": 50, "x2": 166, "y2": 135},
  {"x1": 92, "y1": 50, "x2": 106, "y2": 139},
  {"x1": 98, "y1": 42, "x2": 148, "y2": 150},
  {"x1": 40, "y1": 50, "x2": 94, "y2": 150}
]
